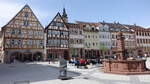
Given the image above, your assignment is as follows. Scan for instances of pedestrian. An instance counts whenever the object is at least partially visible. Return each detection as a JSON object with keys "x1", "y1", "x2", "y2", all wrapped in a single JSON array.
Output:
[
  {"x1": 48, "y1": 59, "x2": 51, "y2": 64},
  {"x1": 76, "y1": 58, "x2": 80, "y2": 68}
]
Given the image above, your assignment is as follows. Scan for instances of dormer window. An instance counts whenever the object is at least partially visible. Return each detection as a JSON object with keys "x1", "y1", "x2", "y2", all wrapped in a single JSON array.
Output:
[
  {"x1": 85, "y1": 24, "x2": 90, "y2": 29},
  {"x1": 92, "y1": 27, "x2": 94, "y2": 30},
  {"x1": 83, "y1": 25, "x2": 86, "y2": 27},
  {"x1": 91, "y1": 26, "x2": 95, "y2": 30}
]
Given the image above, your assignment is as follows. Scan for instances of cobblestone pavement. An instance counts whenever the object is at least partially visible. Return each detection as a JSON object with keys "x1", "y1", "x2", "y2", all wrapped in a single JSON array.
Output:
[
  {"x1": 78, "y1": 69, "x2": 150, "y2": 84},
  {"x1": 0, "y1": 58, "x2": 150, "y2": 84}
]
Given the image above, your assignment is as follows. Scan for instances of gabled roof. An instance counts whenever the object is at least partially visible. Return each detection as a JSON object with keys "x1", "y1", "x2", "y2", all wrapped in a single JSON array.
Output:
[
  {"x1": 2, "y1": 4, "x2": 44, "y2": 30},
  {"x1": 45, "y1": 12, "x2": 69, "y2": 30}
]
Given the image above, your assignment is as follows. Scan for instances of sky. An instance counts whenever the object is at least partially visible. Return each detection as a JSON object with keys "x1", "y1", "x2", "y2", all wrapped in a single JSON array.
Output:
[{"x1": 0, "y1": 0, "x2": 150, "y2": 28}]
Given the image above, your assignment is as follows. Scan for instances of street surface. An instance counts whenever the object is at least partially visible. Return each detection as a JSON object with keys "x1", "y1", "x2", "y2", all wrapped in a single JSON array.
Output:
[{"x1": 0, "y1": 58, "x2": 150, "y2": 84}]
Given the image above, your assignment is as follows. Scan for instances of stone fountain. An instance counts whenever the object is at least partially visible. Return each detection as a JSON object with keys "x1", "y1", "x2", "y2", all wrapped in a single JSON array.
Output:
[{"x1": 102, "y1": 32, "x2": 150, "y2": 75}]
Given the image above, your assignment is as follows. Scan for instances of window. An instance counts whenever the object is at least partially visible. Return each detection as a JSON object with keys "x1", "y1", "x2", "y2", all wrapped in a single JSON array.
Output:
[
  {"x1": 39, "y1": 31, "x2": 43, "y2": 36},
  {"x1": 80, "y1": 31, "x2": 82, "y2": 34},
  {"x1": 61, "y1": 40, "x2": 68, "y2": 45},
  {"x1": 56, "y1": 40, "x2": 60, "y2": 45},
  {"x1": 28, "y1": 30, "x2": 33, "y2": 36},
  {"x1": 34, "y1": 31, "x2": 38, "y2": 36},
  {"x1": 112, "y1": 41, "x2": 115, "y2": 46},
  {"x1": 61, "y1": 31, "x2": 68, "y2": 36},
  {"x1": 24, "y1": 20, "x2": 29, "y2": 26},
  {"x1": 11, "y1": 39, "x2": 15, "y2": 45},
  {"x1": 14, "y1": 39, "x2": 18, "y2": 45},
  {"x1": 102, "y1": 28, "x2": 105, "y2": 31},
  {"x1": 18, "y1": 40, "x2": 22, "y2": 46},
  {"x1": 112, "y1": 34, "x2": 114, "y2": 39},
  {"x1": 143, "y1": 39, "x2": 145, "y2": 43},
  {"x1": 63, "y1": 32, "x2": 69, "y2": 36},
  {"x1": 76, "y1": 40, "x2": 79, "y2": 43},
  {"x1": 89, "y1": 43, "x2": 91, "y2": 46},
  {"x1": 92, "y1": 27, "x2": 95, "y2": 30},
  {"x1": 93, "y1": 35, "x2": 94, "y2": 38},
  {"x1": 48, "y1": 30, "x2": 51, "y2": 35},
  {"x1": 139, "y1": 32, "x2": 141, "y2": 36},
  {"x1": 48, "y1": 39, "x2": 53, "y2": 45},
  {"x1": 142, "y1": 32, "x2": 144, "y2": 36},
  {"x1": 95, "y1": 36, "x2": 97, "y2": 38},
  {"x1": 93, "y1": 43, "x2": 95, "y2": 46},
  {"x1": 140, "y1": 39, "x2": 142, "y2": 43},
  {"x1": 24, "y1": 12, "x2": 29, "y2": 17},
  {"x1": 56, "y1": 22, "x2": 64, "y2": 27},
  {"x1": 39, "y1": 40, "x2": 43, "y2": 46},
  {"x1": 83, "y1": 25, "x2": 86, "y2": 27},
  {"x1": 116, "y1": 35, "x2": 118, "y2": 39},
  {"x1": 18, "y1": 29, "x2": 21, "y2": 35},
  {"x1": 103, "y1": 35, "x2": 105, "y2": 38},
  {"x1": 137, "y1": 39, "x2": 139, "y2": 43},
  {"x1": 28, "y1": 40, "x2": 33, "y2": 45},
  {"x1": 11, "y1": 29, "x2": 15, "y2": 34},
  {"x1": 85, "y1": 42, "x2": 88, "y2": 46},
  {"x1": 85, "y1": 35, "x2": 87, "y2": 38}
]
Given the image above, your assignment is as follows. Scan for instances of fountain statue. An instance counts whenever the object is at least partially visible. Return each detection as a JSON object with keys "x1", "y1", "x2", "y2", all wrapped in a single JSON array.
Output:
[{"x1": 102, "y1": 32, "x2": 150, "y2": 74}]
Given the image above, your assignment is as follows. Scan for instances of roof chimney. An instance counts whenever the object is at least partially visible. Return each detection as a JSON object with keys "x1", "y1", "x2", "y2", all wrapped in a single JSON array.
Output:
[
  {"x1": 117, "y1": 21, "x2": 120, "y2": 24},
  {"x1": 134, "y1": 23, "x2": 136, "y2": 26},
  {"x1": 114, "y1": 21, "x2": 116, "y2": 24},
  {"x1": 102, "y1": 20, "x2": 105, "y2": 23}
]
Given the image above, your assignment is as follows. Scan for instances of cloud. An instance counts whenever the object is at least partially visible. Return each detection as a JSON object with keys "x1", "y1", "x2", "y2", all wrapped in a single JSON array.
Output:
[
  {"x1": 0, "y1": 1, "x2": 24, "y2": 27},
  {"x1": 0, "y1": 0, "x2": 57, "y2": 28}
]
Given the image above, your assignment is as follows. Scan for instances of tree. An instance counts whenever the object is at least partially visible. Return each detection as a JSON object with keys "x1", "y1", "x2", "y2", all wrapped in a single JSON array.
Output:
[
  {"x1": 99, "y1": 43, "x2": 108, "y2": 59},
  {"x1": 71, "y1": 48, "x2": 76, "y2": 57}
]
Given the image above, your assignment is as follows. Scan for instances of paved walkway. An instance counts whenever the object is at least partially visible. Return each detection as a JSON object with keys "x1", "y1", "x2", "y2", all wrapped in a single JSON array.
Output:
[{"x1": 0, "y1": 58, "x2": 150, "y2": 84}]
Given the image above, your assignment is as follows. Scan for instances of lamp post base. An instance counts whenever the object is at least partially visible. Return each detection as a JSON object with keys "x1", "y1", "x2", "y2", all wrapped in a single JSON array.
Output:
[{"x1": 58, "y1": 76, "x2": 73, "y2": 80}]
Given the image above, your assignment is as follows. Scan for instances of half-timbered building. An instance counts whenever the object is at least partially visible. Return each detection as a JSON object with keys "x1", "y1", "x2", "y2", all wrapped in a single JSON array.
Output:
[
  {"x1": 1, "y1": 5, "x2": 45, "y2": 63},
  {"x1": 45, "y1": 12, "x2": 70, "y2": 60}
]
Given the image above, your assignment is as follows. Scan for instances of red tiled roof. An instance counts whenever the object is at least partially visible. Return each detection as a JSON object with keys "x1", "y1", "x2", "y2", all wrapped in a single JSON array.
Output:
[
  {"x1": 99, "y1": 22, "x2": 126, "y2": 29},
  {"x1": 76, "y1": 21, "x2": 101, "y2": 27},
  {"x1": 123, "y1": 24, "x2": 149, "y2": 31},
  {"x1": 66, "y1": 23, "x2": 81, "y2": 28},
  {"x1": 76, "y1": 21, "x2": 100, "y2": 32}
]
